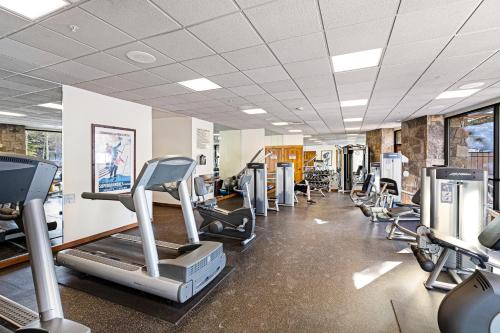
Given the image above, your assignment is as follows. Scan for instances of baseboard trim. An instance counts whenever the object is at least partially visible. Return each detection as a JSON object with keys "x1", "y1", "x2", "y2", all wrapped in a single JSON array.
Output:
[
  {"x1": 0, "y1": 222, "x2": 138, "y2": 270},
  {"x1": 153, "y1": 202, "x2": 182, "y2": 208}
]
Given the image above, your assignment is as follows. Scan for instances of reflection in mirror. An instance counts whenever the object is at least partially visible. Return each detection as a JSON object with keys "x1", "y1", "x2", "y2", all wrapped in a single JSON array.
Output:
[{"x1": 0, "y1": 79, "x2": 62, "y2": 263}]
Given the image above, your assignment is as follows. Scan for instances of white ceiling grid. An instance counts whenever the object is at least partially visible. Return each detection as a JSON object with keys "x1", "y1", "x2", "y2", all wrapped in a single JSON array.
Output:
[{"x1": 0, "y1": 0, "x2": 499, "y2": 141}]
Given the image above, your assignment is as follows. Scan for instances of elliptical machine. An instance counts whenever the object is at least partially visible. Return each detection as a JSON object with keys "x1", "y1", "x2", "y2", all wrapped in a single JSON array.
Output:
[{"x1": 194, "y1": 175, "x2": 256, "y2": 245}]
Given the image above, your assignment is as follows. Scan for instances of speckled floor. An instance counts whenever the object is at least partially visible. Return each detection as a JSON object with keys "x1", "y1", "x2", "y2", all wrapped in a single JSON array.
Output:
[{"x1": 0, "y1": 192, "x2": 445, "y2": 333}]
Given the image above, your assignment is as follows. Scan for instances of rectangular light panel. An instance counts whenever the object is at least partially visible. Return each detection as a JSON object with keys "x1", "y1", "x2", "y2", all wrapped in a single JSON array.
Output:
[
  {"x1": 435, "y1": 89, "x2": 480, "y2": 99},
  {"x1": 340, "y1": 99, "x2": 368, "y2": 107},
  {"x1": 0, "y1": 0, "x2": 68, "y2": 19},
  {"x1": 242, "y1": 108, "x2": 267, "y2": 114},
  {"x1": 178, "y1": 78, "x2": 221, "y2": 91},
  {"x1": 38, "y1": 102, "x2": 63, "y2": 110},
  {"x1": 332, "y1": 48, "x2": 382, "y2": 72}
]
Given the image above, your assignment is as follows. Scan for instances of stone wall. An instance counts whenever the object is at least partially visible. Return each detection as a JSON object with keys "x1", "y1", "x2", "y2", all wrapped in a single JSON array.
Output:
[
  {"x1": 0, "y1": 124, "x2": 26, "y2": 154},
  {"x1": 366, "y1": 128, "x2": 394, "y2": 163},
  {"x1": 447, "y1": 116, "x2": 469, "y2": 168},
  {"x1": 401, "y1": 115, "x2": 445, "y2": 200}
]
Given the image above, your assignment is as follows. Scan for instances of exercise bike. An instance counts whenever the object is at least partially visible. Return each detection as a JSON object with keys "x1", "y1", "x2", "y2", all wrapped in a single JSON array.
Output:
[{"x1": 194, "y1": 175, "x2": 256, "y2": 245}]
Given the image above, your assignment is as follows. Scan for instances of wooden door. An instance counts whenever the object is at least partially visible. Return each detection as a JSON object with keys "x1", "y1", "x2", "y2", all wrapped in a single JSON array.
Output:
[{"x1": 265, "y1": 145, "x2": 304, "y2": 181}]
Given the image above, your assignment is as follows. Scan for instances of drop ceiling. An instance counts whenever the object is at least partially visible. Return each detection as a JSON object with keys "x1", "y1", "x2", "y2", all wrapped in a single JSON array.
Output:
[{"x1": 0, "y1": 0, "x2": 499, "y2": 135}]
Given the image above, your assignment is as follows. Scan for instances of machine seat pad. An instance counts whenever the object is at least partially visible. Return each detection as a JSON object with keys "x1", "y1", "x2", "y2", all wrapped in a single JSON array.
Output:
[
  {"x1": 478, "y1": 216, "x2": 500, "y2": 250},
  {"x1": 386, "y1": 206, "x2": 414, "y2": 218},
  {"x1": 428, "y1": 232, "x2": 489, "y2": 264}
]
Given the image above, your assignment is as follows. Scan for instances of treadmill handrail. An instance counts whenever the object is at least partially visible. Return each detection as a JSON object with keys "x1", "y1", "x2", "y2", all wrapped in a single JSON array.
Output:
[{"x1": 81, "y1": 192, "x2": 122, "y2": 201}]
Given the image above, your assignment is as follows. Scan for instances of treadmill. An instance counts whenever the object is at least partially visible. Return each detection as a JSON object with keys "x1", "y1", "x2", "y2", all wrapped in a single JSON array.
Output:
[
  {"x1": 0, "y1": 153, "x2": 90, "y2": 332},
  {"x1": 56, "y1": 156, "x2": 226, "y2": 303}
]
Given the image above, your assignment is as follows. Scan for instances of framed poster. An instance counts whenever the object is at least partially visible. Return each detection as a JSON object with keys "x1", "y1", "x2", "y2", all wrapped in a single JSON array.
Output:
[
  {"x1": 91, "y1": 124, "x2": 136, "y2": 193},
  {"x1": 321, "y1": 150, "x2": 332, "y2": 166},
  {"x1": 197, "y1": 128, "x2": 211, "y2": 149}
]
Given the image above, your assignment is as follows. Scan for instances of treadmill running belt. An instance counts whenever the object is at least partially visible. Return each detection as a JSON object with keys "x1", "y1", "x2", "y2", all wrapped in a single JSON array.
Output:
[{"x1": 77, "y1": 236, "x2": 178, "y2": 266}]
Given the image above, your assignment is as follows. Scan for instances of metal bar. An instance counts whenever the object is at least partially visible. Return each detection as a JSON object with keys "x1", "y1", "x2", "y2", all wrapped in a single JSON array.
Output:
[
  {"x1": 178, "y1": 180, "x2": 200, "y2": 243},
  {"x1": 23, "y1": 198, "x2": 64, "y2": 321},
  {"x1": 132, "y1": 185, "x2": 159, "y2": 278}
]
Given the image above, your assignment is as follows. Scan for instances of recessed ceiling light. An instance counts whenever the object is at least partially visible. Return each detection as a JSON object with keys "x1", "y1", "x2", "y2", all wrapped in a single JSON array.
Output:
[
  {"x1": 303, "y1": 135, "x2": 312, "y2": 138},
  {"x1": 347, "y1": 134, "x2": 359, "y2": 136},
  {"x1": 344, "y1": 117, "x2": 363, "y2": 122},
  {"x1": 436, "y1": 89, "x2": 480, "y2": 99},
  {"x1": 126, "y1": 50, "x2": 157, "y2": 64},
  {"x1": 288, "y1": 129, "x2": 302, "y2": 133},
  {"x1": 332, "y1": 48, "x2": 383, "y2": 72},
  {"x1": 345, "y1": 127, "x2": 360, "y2": 131},
  {"x1": 340, "y1": 99, "x2": 368, "y2": 107},
  {"x1": 242, "y1": 108, "x2": 267, "y2": 114},
  {"x1": 178, "y1": 78, "x2": 221, "y2": 91},
  {"x1": 38, "y1": 102, "x2": 63, "y2": 110},
  {"x1": 0, "y1": 111, "x2": 26, "y2": 117},
  {"x1": 272, "y1": 122, "x2": 289, "y2": 126},
  {"x1": 0, "y1": 0, "x2": 69, "y2": 20},
  {"x1": 459, "y1": 82, "x2": 485, "y2": 90}
]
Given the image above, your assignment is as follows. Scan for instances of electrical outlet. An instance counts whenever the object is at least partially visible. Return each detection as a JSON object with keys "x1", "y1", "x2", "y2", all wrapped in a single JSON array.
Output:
[{"x1": 63, "y1": 193, "x2": 75, "y2": 205}]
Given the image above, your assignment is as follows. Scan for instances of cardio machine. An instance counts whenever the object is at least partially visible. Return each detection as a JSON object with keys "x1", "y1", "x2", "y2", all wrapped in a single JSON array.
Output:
[
  {"x1": 194, "y1": 175, "x2": 256, "y2": 245},
  {"x1": 57, "y1": 156, "x2": 226, "y2": 303},
  {"x1": 0, "y1": 153, "x2": 90, "y2": 333}
]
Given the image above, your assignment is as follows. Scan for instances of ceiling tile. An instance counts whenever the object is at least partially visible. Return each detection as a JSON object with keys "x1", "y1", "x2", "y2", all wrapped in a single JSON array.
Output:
[
  {"x1": 149, "y1": 63, "x2": 201, "y2": 82},
  {"x1": 228, "y1": 84, "x2": 266, "y2": 96},
  {"x1": 151, "y1": 0, "x2": 238, "y2": 26},
  {"x1": 326, "y1": 17, "x2": 393, "y2": 55},
  {"x1": 234, "y1": 0, "x2": 275, "y2": 9},
  {"x1": 463, "y1": 52, "x2": 500, "y2": 81},
  {"x1": 269, "y1": 32, "x2": 327, "y2": 64},
  {"x1": 0, "y1": 38, "x2": 66, "y2": 68},
  {"x1": 399, "y1": 0, "x2": 479, "y2": 14},
  {"x1": 221, "y1": 44, "x2": 278, "y2": 70},
  {"x1": 4, "y1": 75, "x2": 58, "y2": 90},
  {"x1": 28, "y1": 61, "x2": 110, "y2": 84},
  {"x1": 390, "y1": 0, "x2": 478, "y2": 45},
  {"x1": 260, "y1": 80, "x2": 297, "y2": 93},
  {"x1": 284, "y1": 57, "x2": 331, "y2": 79},
  {"x1": 74, "y1": 81, "x2": 119, "y2": 94},
  {"x1": 74, "y1": 52, "x2": 140, "y2": 75},
  {"x1": 460, "y1": 0, "x2": 500, "y2": 34},
  {"x1": 87, "y1": 76, "x2": 143, "y2": 91},
  {"x1": 441, "y1": 29, "x2": 500, "y2": 58},
  {"x1": 119, "y1": 70, "x2": 170, "y2": 86},
  {"x1": 81, "y1": 0, "x2": 180, "y2": 39},
  {"x1": 201, "y1": 88, "x2": 238, "y2": 99},
  {"x1": 243, "y1": 65, "x2": 289, "y2": 83},
  {"x1": 384, "y1": 37, "x2": 448, "y2": 66},
  {"x1": 10, "y1": 25, "x2": 96, "y2": 59},
  {"x1": 182, "y1": 55, "x2": 237, "y2": 76},
  {"x1": 0, "y1": 55, "x2": 39, "y2": 73},
  {"x1": 334, "y1": 67, "x2": 378, "y2": 86},
  {"x1": 41, "y1": 7, "x2": 134, "y2": 50},
  {"x1": 294, "y1": 74, "x2": 335, "y2": 90},
  {"x1": 271, "y1": 90, "x2": 303, "y2": 101},
  {"x1": 0, "y1": 69, "x2": 14, "y2": 79},
  {"x1": 128, "y1": 83, "x2": 191, "y2": 99},
  {"x1": 319, "y1": 0, "x2": 398, "y2": 30},
  {"x1": 208, "y1": 71, "x2": 254, "y2": 87},
  {"x1": 0, "y1": 8, "x2": 29, "y2": 36},
  {"x1": 143, "y1": 29, "x2": 214, "y2": 61},
  {"x1": 245, "y1": 0, "x2": 322, "y2": 42},
  {"x1": 189, "y1": 13, "x2": 262, "y2": 52},
  {"x1": 105, "y1": 41, "x2": 175, "y2": 69}
]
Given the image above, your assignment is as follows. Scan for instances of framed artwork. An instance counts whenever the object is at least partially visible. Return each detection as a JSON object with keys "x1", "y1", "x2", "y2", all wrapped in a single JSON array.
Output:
[
  {"x1": 91, "y1": 124, "x2": 136, "y2": 193},
  {"x1": 321, "y1": 150, "x2": 333, "y2": 166}
]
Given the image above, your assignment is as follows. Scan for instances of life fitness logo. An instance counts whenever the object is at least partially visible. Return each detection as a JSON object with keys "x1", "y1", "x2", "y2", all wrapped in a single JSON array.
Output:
[{"x1": 448, "y1": 172, "x2": 473, "y2": 177}]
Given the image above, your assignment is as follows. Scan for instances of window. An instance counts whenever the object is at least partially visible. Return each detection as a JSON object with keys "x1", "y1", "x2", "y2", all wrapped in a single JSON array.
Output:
[
  {"x1": 447, "y1": 107, "x2": 494, "y2": 207},
  {"x1": 394, "y1": 130, "x2": 402, "y2": 153},
  {"x1": 26, "y1": 130, "x2": 62, "y2": 166}
]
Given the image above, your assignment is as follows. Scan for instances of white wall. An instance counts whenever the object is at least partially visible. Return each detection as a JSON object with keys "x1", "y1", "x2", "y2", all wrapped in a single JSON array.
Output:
[
  {"x1": 152, "y1": 117, "x2": 192, "y2": 205},
  {"x1": 152, "y1": 116, "x2": 214, "y2": 204},
  {"x1": 62, "y1": 85, "x2": 152, "y2": 242},
  {"x1": 304, "y1": 145, "x2": 340, "y2": 170},
  {"x1": 219, "y1": 129, "x2": 265, "y2": 178},
  {"x1": 219, "y1": 130, "x2": 242, "y2": 178},
  {"x1": 264, "y1": 134, "x2": 303, "y2": 146}
]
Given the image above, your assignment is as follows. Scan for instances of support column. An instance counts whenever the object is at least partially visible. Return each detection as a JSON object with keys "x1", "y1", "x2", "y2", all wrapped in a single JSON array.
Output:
[
  {"x1": 401, "y1": 115, "x2": 445, "y2": 201},
  {"x1": 366, "y1": 128, "x2": 394, "y2": 163}
]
